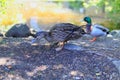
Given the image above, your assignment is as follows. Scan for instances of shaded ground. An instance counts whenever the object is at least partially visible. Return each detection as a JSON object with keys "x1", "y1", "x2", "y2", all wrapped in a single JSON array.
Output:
[{"x1": 0, "y1": 36, "x2": 120, "y2": 80}]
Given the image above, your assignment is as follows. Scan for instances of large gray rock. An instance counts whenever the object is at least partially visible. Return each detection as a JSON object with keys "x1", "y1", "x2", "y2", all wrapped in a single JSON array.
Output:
[
  {"x1": 5, "y1": 23, "x2": 36, "y2": 37},
  {"x1": 110, "y1": 30, "x2": 120, "y2": 38},
  {"x1": 0, "y1": 33, "x2": 3, "y2": 37}
]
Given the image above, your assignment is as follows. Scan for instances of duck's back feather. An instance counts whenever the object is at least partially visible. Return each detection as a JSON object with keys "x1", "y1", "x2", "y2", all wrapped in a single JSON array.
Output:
[
  {"x1": 94, "y1": 24, "x2": 109, "y2": 32},
  {"x1": 49, "y1": 23, "x2": 85, "y2": 42}
]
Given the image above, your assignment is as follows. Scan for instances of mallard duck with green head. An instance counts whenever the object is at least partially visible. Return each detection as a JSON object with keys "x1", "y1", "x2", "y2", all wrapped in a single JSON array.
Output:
[
  {"x1": 83, "y1": 16, "x2": 109, "y2": 42},
  {"x1": 32, "y1": 23, "x2": 86, "y2": 51}
]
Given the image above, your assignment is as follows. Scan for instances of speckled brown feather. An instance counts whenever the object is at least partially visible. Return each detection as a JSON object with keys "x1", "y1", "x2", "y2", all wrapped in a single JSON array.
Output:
[
  {"x1": 33, "y1": 23, "x2": 86, "y2": 47},
  {"x1": 49, "y1": 23, "x2": 85, "y2": 42}
]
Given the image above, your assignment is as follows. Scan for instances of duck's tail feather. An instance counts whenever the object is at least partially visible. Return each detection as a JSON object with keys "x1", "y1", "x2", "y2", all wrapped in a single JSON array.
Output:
[{"x1": 27, "y1": 17, "x2": 44, "y2": 32}]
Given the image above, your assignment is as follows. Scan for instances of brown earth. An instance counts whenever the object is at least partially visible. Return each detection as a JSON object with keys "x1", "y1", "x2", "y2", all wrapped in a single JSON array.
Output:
[{"x1": 0, "y1": 36, "x2": 120, "y2": 80}]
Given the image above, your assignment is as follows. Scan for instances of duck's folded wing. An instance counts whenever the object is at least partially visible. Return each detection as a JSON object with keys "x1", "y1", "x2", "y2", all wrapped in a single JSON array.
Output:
[
  {"x1": 93, "y1": 24, "x2": 109, "y2": 32},
  {"x1": 49, "y1": 23, "x2": 81, "y2": 41},
  {"x1": 50, "y1": 23, "x2": 77, "y2": 32}
]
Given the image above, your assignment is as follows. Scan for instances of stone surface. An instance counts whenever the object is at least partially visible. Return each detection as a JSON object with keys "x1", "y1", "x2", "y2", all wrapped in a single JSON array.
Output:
[
  {"x1": 110, "y1": 30, "x2": 120, "y2": 38},
  {"x1": 5, "y1": 23, "x2": 36, "y2": 37},
  {"x1": 64, "y1": 43, "x2": 84, "y2": 51},
  {"x1": 0, "y1": 35, "x2": 120, "y2": 80},
  {"x1": 0, "y1": 33, "x2": 3, "y2": 37}
]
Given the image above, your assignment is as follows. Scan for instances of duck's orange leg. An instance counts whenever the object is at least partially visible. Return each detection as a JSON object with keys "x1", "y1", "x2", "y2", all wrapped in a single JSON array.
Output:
[{"x1": 90, "y1": 37, "x2": 97, "y2": 42}]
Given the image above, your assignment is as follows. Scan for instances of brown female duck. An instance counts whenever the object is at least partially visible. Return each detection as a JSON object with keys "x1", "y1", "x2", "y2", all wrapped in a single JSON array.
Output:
[{"x1": 32, "y1": 23, "x2": 86, "y2": 51}]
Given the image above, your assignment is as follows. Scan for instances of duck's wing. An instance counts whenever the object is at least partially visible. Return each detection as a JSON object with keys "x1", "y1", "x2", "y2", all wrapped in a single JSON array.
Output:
[
  {"x1": 49, "y1": 23, "x2": 81, "y2": 42},
  {"x1": 64, "y1": 27, "x2": 85, "y2": 42},
  {"x1": 50, "y1": 23, "x2": 77, "y2": 31},
  {"x1": 93, "y1": 24, "x2": 109, "y2": 33}
]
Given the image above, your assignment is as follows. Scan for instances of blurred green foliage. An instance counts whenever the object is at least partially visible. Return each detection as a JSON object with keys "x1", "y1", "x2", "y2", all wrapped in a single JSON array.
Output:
[
  {"x1": 71, "y1": 0, "x2": 120, "y2": 30},
  {"x1": 0, "y1": 0, "x2": 7, "y2": 14},
  {"x1": 108, "y1": 0, "x2": 120, "y2": 29},
  {"x1": 54, "y1": 0, "x2": 84, "y2": 11},
  {"x1": 97, "y1": 0, "x2": 120, "y2": 30},
  {"x1": 69, "y1": 1, "x2": 84, "y2": 10}
]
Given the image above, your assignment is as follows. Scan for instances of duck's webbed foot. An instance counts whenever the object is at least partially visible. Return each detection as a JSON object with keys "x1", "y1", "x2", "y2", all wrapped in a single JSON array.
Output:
[
  {"x1": 90, "y1": 37, "x2": 97, "y2": 42},
  {"x1": 55, "y1": 42, "x2": 65, "y2": 51}
]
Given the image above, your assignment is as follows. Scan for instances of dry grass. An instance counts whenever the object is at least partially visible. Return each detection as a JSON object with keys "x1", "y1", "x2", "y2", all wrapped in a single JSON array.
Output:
[{"x1": 0, "y1": 1, "x2": 83, "y2": 28}]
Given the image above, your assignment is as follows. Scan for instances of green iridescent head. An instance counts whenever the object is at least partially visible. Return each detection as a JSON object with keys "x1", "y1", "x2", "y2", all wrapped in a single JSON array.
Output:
[
  {"x1": 84, "y1": 16, "x2": 92, "y2": 24},
  {"x1": 83, "y1": 16, "x2": 92, "y2": 33}
]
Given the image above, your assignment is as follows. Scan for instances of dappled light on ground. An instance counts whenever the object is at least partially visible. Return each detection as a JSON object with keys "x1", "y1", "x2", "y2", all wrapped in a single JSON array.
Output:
[
  {"x1": 0, "y1": 37, "x2": 120, "y2": 79},
  {"x1": 0, "y1": 57, "x2": 11, "y2": 65},
  {"x1": 27, "y1": 65, "x2": 48, "y2": 77}
]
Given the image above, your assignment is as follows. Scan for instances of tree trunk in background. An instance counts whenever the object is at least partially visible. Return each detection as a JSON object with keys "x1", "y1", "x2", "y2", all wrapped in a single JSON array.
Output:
[{"x1": 102, "y1": 3, "x2": 105, "y2": 13}]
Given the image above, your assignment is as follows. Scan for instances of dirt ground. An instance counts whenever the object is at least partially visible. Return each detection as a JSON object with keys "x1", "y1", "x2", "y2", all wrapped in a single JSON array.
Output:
[{"x1": 0, "y1": 36, "x2": 120, "y2": 80}]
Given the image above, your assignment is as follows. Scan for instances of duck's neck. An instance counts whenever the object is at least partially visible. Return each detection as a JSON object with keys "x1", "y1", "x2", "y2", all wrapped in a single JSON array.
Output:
[{"x1": 86, "y1": 23, "x2": 92, "y2": 34}]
